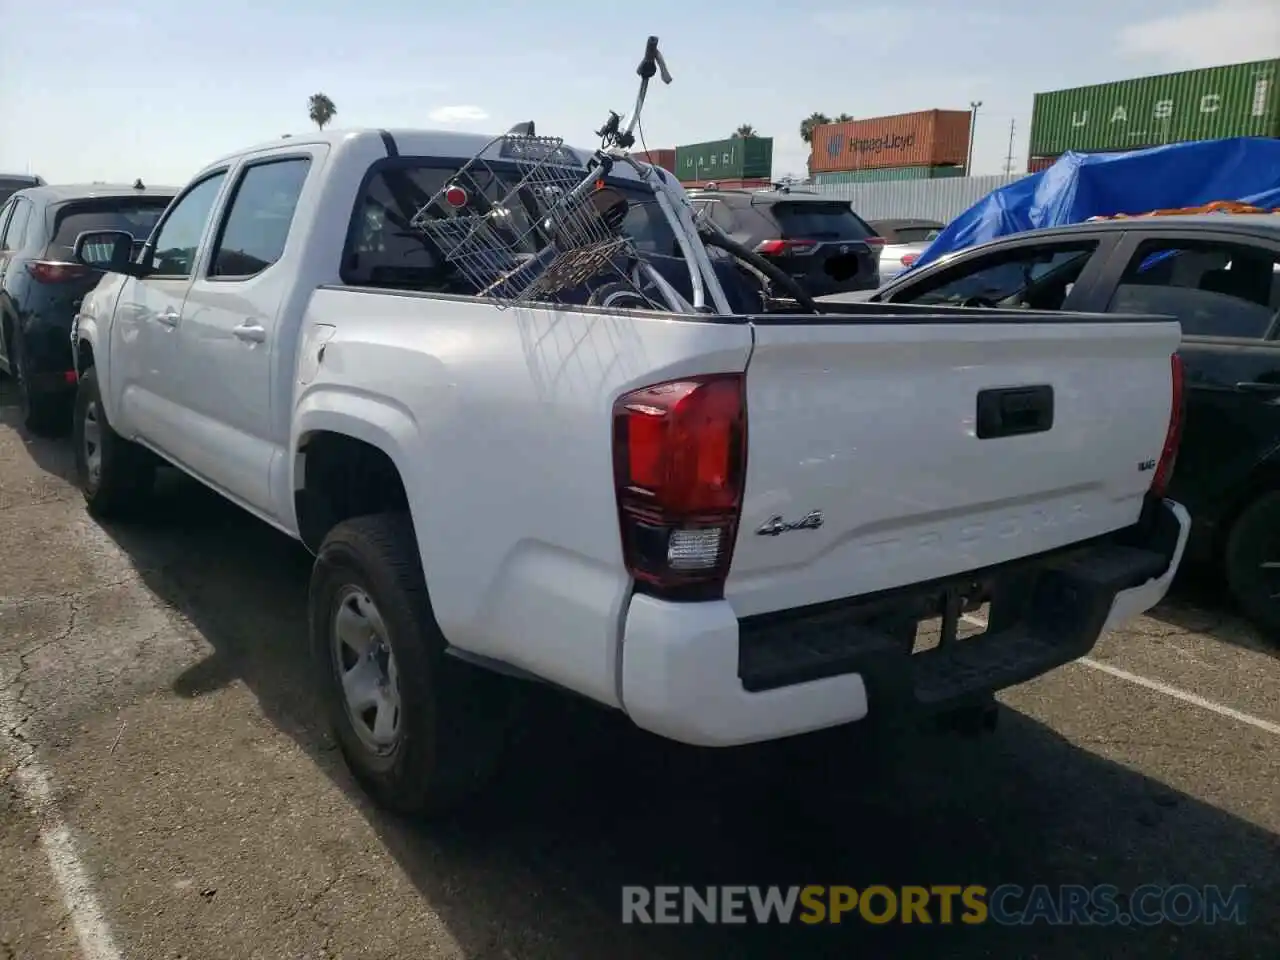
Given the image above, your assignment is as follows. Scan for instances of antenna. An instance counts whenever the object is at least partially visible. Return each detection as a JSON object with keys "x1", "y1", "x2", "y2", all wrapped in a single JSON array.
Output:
[{"x1": 1003, "y1": 119, "x2": 1016, "y2": 175}]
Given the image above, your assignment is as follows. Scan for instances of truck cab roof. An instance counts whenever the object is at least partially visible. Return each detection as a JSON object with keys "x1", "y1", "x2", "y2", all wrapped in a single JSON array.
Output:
[{"x1": 201, "y1": 128, "x2": 668, "y2": 187}]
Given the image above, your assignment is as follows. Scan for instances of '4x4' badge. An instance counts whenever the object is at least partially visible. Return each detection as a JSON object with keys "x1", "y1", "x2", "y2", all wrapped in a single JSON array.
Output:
[{"x1": 756, "y1": 510, "x2": 824, "y2": 536}]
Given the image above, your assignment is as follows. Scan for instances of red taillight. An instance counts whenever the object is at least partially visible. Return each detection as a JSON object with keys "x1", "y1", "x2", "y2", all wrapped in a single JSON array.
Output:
[
  {"x1": 27, "y1": 260, "x2": 90, "y2": 284},
  {"x1": 612, "y1": 374, "x2": 747, "y2": 597},
  {"x1": 1150, "y1": 353, "x2": 1185, "y2": 498},
  {"x1": 864, "y1": 236, "x2": 886, "y2": 249},
  {"x1": 755, "y1": 239, "x2": 816, "y2": 256},
  {"x1": 901, "y1": 252, "x2": 919, "y2": 267}
]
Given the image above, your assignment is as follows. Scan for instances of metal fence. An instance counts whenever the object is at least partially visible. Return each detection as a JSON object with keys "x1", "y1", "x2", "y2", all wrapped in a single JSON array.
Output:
[{"x1": 810, "y1": 173, "x2": 1026, "y2": 223}]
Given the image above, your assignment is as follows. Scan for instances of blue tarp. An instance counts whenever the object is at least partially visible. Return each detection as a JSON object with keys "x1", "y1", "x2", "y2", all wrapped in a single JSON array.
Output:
[{"x1": 912, "y1": 136, "x2": 1280, "y2": 271}]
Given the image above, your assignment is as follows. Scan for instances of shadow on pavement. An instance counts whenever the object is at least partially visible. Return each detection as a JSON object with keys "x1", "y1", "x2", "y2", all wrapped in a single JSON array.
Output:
[
  {"x1": 4, "y1": 387, "x2": 1276, "y2": 959},
  {"x1": 79, "y1": 473, "x2": 1277, "y2": 960},
  {"x1": 1146, "y1": 565, "x2": 1279, "y2": 660}
]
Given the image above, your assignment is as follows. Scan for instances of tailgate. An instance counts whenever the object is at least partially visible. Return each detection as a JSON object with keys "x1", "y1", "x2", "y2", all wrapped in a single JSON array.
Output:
[{"x1": 726, "y1": 316, "x2": 1180, "y2": 618}]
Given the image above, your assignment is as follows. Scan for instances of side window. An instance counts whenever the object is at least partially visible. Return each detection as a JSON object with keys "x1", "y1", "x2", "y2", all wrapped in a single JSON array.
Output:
[
  {"x1": 149, "y1": 172, "x2": 228, "y2": 278},
  {"x1": 0, "y1": 200, "x2": 15, "y2": 249},
  {"x1": 208, "y1": 157, "x2": 311, "y2": 279},
  {"x1": 623, "y1": 199, "x2": 679, "y2": 257},
  {"x1": 889, "y1": 242, "x2": 1097, "y2": 310},
  {"x1": 3, "y1": 200, "x2": 33, "y2": 252},
  {"x1": 1106, "y1": 239, "x2": 1280, "y2": 340},
  {"x1": 692, "y1": 200, "x2": 736, "y2": 259},
  {"x1": 707, "y1": 200, "x2": 737, "y2": 233}
]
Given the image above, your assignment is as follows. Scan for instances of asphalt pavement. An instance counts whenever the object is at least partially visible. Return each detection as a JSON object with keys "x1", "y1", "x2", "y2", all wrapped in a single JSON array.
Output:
[{"x1": 0, "y1": 377, "x2": 1276, "y2": 960}]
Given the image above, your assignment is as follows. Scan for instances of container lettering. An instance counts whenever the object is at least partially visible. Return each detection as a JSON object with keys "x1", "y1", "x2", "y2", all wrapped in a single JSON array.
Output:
[
  {"x1": 808, "y1": 110, "x2": 971, "y2": 174},
  {"x1": 674, "y1": 137, "x2": 773, "y2": 183},
  {"x1": 1030, "y1": 59, "x2": 1279, "y2": 155}
]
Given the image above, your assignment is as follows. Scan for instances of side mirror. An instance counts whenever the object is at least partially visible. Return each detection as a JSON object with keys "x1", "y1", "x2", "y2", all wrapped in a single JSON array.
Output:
[{"x1": 73, "y1": 230, "x2": 149, "y2": 277}]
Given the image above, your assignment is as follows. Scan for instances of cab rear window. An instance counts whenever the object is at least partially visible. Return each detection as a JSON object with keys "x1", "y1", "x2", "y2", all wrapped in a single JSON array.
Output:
[{"x1": 342, "y1": 159, "x2": 678, "y2": 294}]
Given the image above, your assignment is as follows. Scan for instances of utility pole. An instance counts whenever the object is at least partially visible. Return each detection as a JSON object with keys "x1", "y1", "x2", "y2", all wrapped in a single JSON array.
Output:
[
  {"x1": 1003, "y1": 118, "x2": 1017, "y2": 175},
  {"x1": 966, "y1": 101, "x2": 982, "y2": 175}
]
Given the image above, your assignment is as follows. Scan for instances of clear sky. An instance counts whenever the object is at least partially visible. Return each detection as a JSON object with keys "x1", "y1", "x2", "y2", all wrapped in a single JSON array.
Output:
[{"x1": 1, "y1": 0, "x2": 1276, "y2": 187}]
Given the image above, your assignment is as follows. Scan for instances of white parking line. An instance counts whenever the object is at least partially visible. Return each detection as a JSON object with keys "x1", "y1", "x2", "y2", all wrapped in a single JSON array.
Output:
[
  {"x1": 1073, "y1": 657, "x2": 1280, "y2": 736},
  {"x1": 961, "y1": 614, "x2": 1280, "y2": 737},
  {"x1": 0, "y1": 672, "x2": 123, "y2": 960}
]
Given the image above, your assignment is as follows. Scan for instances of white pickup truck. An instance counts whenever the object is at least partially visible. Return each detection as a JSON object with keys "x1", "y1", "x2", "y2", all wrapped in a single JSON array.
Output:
[{"x1": 67, "y1": 112, "x2": 1191, "y2": 815}]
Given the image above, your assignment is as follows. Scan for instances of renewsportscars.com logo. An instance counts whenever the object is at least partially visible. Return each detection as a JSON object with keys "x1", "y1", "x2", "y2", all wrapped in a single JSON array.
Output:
[{"x1": 622, "y1": 884, "x2": 1249, "y2": 926}]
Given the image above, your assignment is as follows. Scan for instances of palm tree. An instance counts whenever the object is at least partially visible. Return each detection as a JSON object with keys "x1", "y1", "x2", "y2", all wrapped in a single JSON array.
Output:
[
  {"x1": 834, "y1": 113, "x2": 854, "y2": 123},
  {"x1": 799, "y1": 112, "x2": 831, "y2": 145},
  {"x1": 732, "y1": 124, "x2": 757, "y2": 138},
  {"x1": 308, "y1": 93, "x2": 337, "y2": 131}
]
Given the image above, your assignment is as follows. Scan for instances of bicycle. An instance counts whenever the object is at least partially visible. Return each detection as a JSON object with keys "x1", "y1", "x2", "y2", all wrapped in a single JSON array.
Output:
[{"x1": 412, "y1": 36, "x2": 818, "y2": 316}]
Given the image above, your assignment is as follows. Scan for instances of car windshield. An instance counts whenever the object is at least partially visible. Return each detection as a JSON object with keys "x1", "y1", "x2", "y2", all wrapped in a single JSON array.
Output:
[
  {"x1": 770, "y1": 201, "x2": 875, "y2": 241},
  {"x1": 50, "y1": 198, "x2": 172, "y2": 256}
]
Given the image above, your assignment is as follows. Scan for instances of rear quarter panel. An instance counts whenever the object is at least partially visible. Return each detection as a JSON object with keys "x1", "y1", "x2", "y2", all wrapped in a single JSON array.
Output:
[{"x1": 293, "y1": 289, "x2": 755, "y2": 706}]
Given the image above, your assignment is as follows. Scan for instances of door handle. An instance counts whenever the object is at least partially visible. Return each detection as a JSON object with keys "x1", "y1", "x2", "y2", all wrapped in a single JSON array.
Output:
[
  {"x1": 1235, "y1": 381, "x2": 1280, "y2": 395},
  {"x1": 976, "y1": 384, "x2": 1055, "y2": 439},
  {"x1": 156, "y1": 308, "x2": 179, "y2": 327},
  {"x1": 233, "y1": 320, "x2": 267, "y2": 344}
]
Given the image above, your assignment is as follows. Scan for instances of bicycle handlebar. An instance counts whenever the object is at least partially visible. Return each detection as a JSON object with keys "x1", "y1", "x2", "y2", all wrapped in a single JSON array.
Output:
[
  {"x1": 612, "y1": 36, "x2": 671, "y2": 146},
  {"x1": 638, "y1": 36, "x2": 673, "y2": 84}
]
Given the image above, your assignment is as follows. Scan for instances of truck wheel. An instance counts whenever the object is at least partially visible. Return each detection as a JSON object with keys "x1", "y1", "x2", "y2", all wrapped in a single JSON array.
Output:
[
  {"x1": 310, "y1": 514, "x2": 512, "y2": 817},
  {"x1": 73, "y1": 366, "x2": 156, "y2": 517},
  {"x1": 1224, "y1": 491, "x2": 1280, "y2": 638}
]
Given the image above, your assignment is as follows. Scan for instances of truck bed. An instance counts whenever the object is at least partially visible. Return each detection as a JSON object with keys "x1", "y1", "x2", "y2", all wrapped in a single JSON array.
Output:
[{"x1": 298, "y1": 286, "x2": 1178, "y2": 707}]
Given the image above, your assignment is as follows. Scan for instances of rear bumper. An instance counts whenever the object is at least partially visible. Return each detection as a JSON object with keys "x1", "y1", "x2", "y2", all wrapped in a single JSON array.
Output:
[
  {"x1": 19, "y1": 313, "x2": 77, "y2": 383},
  {"x1": 619, "y1": 498, "x2": 1190, "y2": 747}
]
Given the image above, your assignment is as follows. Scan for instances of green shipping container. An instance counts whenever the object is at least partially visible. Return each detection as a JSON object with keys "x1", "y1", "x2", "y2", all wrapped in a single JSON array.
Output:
[
  {"x1": 1029, "y1": 58, "x2": 1280, "y2": 156},
  {"x1": 812, "y1": 165, "x2": 965, "y2": 185},
  {"x1": 675, "y1": 137, "x2": 772, "y2": 182}
]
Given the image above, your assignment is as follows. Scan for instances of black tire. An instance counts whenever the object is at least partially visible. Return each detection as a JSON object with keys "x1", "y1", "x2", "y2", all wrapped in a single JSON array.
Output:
[
  {"x1": 1223, "y1": 491, "x2": 1280, "y2": 638},
  {"x1": 12, "y1": 334, "x2": 71, "y2": 437},
  {"x1": 73, "y1": 366, "x2": 156, "y2": 517},
  {"x1": 310, "y1": 514, "x2": 514, "y2": 817}
]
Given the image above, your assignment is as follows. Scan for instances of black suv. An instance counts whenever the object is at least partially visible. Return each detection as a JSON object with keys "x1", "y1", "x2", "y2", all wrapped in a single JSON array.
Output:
[
  {"x1": 686, "y1": 186, "x2": 882, "y2": 297},
  {"x1": 0, "y1": 182, "x2": 175, "y2": 433}
]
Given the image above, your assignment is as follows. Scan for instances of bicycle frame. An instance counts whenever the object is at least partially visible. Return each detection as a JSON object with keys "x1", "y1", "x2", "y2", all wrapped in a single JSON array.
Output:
[{"x1": 593, "y1": 39, "x2": 730, "y2": 315}]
